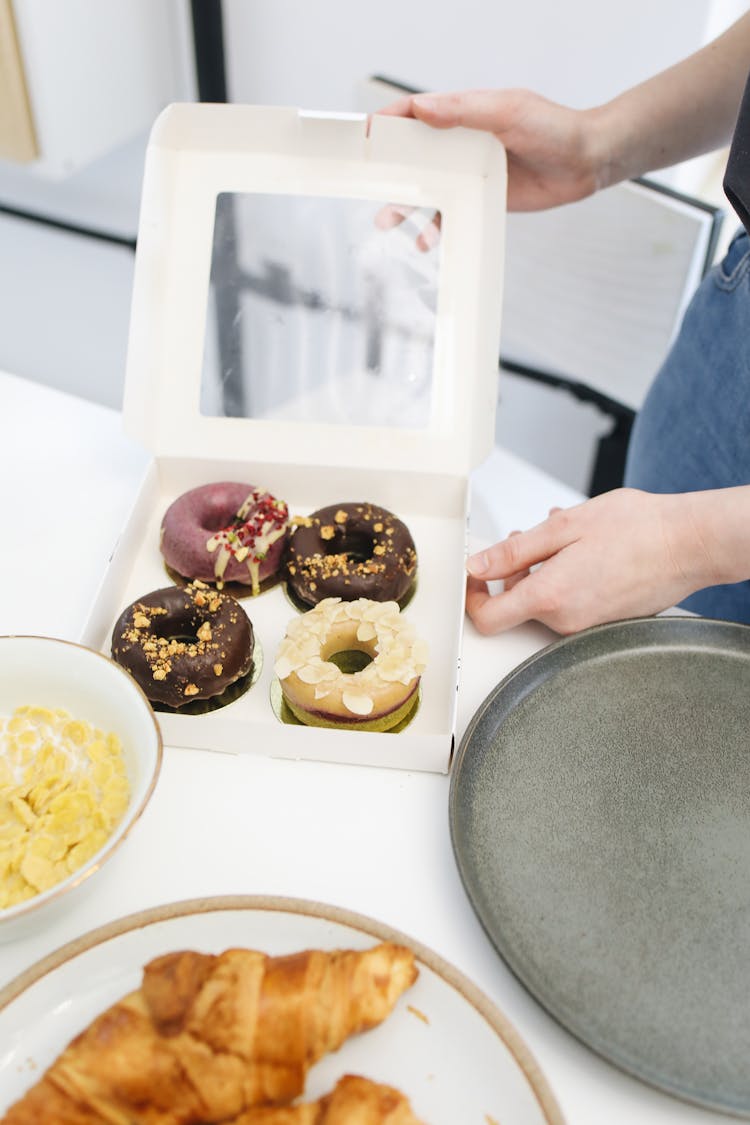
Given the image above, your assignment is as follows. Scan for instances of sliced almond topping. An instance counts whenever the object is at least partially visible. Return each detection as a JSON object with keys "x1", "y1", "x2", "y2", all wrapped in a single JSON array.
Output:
[
  {"x1": 342, "y1": 691, "x2": 374, "y2": 716},
  {"x1": 363, "y1": 600, "x2": 398, "y2": 622},
  {"x1": 377, "y1": 658, "x2": 413, "y2": 684},
  {"x1": 297, "y1": 662, "x2": 337, "y2": 685},
  {"x1": 275, "y1": 595, "x2": 427, "y2": 704},
  {"x1": 274, "y1": 655, "x2": 295, "y2": 681}
]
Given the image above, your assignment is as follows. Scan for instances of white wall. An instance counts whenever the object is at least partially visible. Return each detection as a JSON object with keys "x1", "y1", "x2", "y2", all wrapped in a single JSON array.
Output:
[
  {"x1": 223, "y1": 0, "x2": 713, "y2": 110},
  {"x1": 11, "y1": 0, "x2": 192, "y2": 177},
  {"x1": 0, "y1": 0, "x2": 744, "y2": 489},
  {"x1": 0, "y1": 0, "x2": 193, "y2": 410}
]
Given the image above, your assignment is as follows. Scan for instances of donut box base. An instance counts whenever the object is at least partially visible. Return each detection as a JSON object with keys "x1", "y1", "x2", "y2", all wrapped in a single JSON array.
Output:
[
  {"x1": 80, "y1": 103, "x2": 507, "y2": 773},
  {"x1": 81, "y1": 455, "x2": 469, "y2": 773}
]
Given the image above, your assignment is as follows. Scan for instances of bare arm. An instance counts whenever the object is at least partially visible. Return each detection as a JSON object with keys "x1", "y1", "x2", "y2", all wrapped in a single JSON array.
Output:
[{"x1": 592, "y1": 11, "x2": 750, "y2": 188}]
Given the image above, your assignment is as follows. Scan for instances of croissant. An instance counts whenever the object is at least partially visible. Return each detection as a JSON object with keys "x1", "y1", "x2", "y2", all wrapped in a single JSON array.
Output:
[
  {"x1": 226, "y1": 1074, "x2": 426, "y2": 1124},
  {"x1": 1, "y1": 943, "x2": 418, "y2": 1125}
]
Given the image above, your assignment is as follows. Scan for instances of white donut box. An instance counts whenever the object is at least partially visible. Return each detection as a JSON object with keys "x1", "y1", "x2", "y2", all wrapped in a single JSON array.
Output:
[{"x1": 81, "y1": 103, "x2": 507, "y2": 773}]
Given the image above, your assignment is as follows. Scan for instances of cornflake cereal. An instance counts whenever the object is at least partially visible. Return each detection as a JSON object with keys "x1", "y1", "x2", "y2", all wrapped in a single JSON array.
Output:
[{"x1": 0, "y1": 706, "x2": 130, "y2": 909}]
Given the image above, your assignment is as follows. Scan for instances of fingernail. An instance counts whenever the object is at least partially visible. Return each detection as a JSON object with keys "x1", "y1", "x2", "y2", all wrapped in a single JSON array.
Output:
[
  {"x1": 466, "y1": 551, "x2": 489, "y2": 576},
  {"x1": 413, "y1": 94, "x2": 439, "y2": 113}
]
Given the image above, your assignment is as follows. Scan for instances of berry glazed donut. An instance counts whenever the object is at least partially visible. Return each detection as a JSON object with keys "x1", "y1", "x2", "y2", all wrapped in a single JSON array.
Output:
[
  {"x1": 111, "y1": 581, "x2": 254, "y2": 709},
  {"x1": 160, "y1": 483, "x2": 289, "y2": 595},
  {"x1": 284, "y1": 502, "x2": 417, "y2": 608},
  {"x1": 274, "y1": 597, "x2": 428, "y2": 731}
]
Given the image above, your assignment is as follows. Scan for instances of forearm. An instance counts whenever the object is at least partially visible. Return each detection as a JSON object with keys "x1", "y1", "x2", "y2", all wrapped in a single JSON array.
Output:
[
  {"x1": 676, "y1": 485, "x2": 750, "y2": 589},
  {"x1": 586, "y1": 12, "x2": 750, "y2": 188}
]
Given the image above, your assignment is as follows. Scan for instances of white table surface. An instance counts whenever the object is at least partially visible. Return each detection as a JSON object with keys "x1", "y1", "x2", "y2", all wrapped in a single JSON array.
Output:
[{"x1": 0, "y1": 370, "x2": 733, "y2": 1124}]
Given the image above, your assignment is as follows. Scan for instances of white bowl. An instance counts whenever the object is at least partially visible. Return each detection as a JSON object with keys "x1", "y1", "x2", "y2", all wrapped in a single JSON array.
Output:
[{"x1": 0, "y1": 636, "x2": 162, "y2": 942}]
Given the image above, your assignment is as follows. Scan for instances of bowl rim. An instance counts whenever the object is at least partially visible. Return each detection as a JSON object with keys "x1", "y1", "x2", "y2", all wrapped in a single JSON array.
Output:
[{"x1": 0, "y1": 634, "x2": 163, "y2": 924}]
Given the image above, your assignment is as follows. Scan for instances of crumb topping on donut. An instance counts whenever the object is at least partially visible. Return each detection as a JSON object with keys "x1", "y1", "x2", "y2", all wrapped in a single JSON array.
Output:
[
  {"x1": 297, "y1": 550, "x2": 387, "y2": 581},
  {"x1": 205, "y1": 488, "x2": 288, "y2": 594},
  {"x1": 274, "y1": 597, "x2": 428, "y2": 717},
  {"x1": 118, "y1": 582, "x2": 234, "y2": 686}
]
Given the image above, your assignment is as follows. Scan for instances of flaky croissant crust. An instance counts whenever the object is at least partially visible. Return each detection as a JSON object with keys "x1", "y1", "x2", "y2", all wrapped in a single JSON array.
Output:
[
  {"x1": 1, "y1": 943, "x2": 418, "y2": 1125},
  {"x1": 225, "y1": 1074, "x2": 426, "y2": 1124}
]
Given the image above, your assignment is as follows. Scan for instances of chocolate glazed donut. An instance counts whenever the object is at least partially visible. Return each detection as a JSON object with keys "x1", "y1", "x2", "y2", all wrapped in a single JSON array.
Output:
[
  {"x1": 284, "y1": 503, "x2": 417, "y2": 607},
  {"x1": 111, "y1": 582, "x2": 253, "y2": 708}
]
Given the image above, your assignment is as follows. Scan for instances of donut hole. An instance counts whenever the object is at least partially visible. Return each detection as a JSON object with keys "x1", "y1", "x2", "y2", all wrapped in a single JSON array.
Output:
[
  {"x1": 165, "y1": 631, "x2": 199, "y2": 645},
  {"x1": 201, "y1": 505, "x2": 238, "y2": 534},
  {"x1": 324, "y1": 530, "x2": 373, "y2": 563},
  {"x1": 327, "y1": 649, "x2": 374, "y2": 674},
  {"x1": 148, "y1": 610, "x2": 202, "y2": 646},
  {"x1": 321, "y1": 626, "x2": 376, "y2": 674}
]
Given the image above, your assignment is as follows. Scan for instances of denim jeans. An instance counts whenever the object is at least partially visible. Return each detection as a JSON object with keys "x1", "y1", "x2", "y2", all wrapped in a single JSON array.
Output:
[{"x1": 624, "y1": 227, "x2": 750, "y2": 622}]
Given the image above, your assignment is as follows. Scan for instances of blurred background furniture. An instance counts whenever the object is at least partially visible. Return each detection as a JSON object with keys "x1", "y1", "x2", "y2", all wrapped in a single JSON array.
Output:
[{"x1": 498, "y1": 176, "x2": 724, "y2": 494}]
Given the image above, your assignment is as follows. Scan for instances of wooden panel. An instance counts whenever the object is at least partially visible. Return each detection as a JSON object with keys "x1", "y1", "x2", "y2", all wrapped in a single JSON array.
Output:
[{"x1": 0, "y1": 0, "x2": 38, "y2": 162}]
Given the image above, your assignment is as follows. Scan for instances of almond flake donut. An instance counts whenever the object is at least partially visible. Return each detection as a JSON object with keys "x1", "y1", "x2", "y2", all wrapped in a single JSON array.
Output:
[
  {"x1": 160, "y1": 483, "x2": 289, "y2": 595},
  {"x1": 274, "y1": 597, "x2": 428, "y2": 731}
]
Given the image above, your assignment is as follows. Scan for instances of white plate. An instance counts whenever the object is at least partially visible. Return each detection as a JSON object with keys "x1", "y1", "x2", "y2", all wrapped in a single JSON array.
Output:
[{"x1": 0, "y1": 895, "x2": 563, "y2": 1124}]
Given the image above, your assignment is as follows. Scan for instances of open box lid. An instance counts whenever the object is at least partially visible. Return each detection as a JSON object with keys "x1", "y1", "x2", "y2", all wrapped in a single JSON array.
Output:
[{"x1": 123, "y1": 103, "x2": 506, "y2": 478}]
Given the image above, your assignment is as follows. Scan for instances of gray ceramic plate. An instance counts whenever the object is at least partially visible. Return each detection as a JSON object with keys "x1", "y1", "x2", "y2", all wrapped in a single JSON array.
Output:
[{"x1": 450, "y1": 615, "x2": 750, "y2": 1117}]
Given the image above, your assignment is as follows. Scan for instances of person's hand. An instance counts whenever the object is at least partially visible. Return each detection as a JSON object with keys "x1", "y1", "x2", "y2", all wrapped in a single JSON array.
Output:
[
  {"x1": 377, "y1": 89, "x2": 606, "y2": 212},
  {"x1": 465, "y1": 488, "x2": 718, "y2": 635}
]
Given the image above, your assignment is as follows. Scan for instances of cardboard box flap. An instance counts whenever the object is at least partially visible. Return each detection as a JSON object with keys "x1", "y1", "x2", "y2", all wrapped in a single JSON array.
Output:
[{"x1": 124, "y1": 103, "x2": 506, "y2": 477}]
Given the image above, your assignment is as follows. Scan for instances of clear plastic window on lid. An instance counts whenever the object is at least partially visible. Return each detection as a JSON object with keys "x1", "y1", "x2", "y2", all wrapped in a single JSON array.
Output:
[{"x1": 200, "y1": 192, "x2": 442, "y2": 429}]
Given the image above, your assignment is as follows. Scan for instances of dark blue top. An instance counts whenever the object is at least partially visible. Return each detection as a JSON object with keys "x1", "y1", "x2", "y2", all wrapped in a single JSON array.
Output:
[{"x1": 724, "y1": 74, "x2": 750, "y2": 232}]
